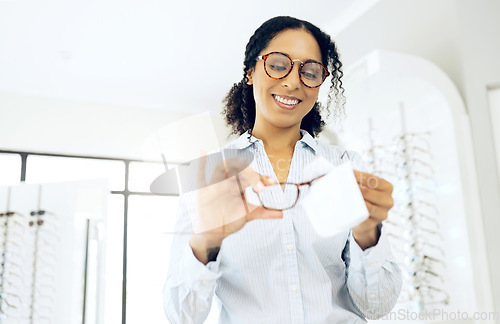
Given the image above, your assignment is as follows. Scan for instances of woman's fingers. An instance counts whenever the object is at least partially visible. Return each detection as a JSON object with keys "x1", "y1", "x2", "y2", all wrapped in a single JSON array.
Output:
[
  {"x1": 353, "y1": 170, "x2": 393, "y2": 193},
  {"x1": 363, "y1": 201, "x2": 388, "y2": 222},
  {"x1": 251, "y1": 174, "x2": 278, "y2": 193},
  {"x1": 260, "y1": 174, "x2": 278, "y2": 185},
  {"x1": 359, "y1": 186, "x2": 394, "y2": 209},
  {"x1": 245, "y1": 206, "x2": 283, "y2": 221},
  {"x1": 197, "y1": 152, "x2": 208, "y2": 188}
]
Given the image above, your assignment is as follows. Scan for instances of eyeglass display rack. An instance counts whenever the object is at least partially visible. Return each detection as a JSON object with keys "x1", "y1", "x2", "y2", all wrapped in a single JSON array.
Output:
[
  {"x1": 0, "y1": 180, "x2": 107, "y2": 324},
  {"x1": 364, "y1": 106, "x2": 448, "y2": 313},
  {"x1": 0, "y1": 185, "x2": 60, "y2": 324}
]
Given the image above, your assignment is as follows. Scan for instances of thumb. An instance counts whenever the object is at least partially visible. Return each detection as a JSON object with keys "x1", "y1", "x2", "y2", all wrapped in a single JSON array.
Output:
[
  {"x1": 246, "y1": 206, "x2": 283, "y2": 221},
  {"x1": 251, "y1": 175, "x2": 278, "y2": 193}
]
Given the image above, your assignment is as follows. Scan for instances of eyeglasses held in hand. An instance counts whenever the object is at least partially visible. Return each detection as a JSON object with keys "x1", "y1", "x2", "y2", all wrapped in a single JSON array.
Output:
[
  {"x1": 251, "y1": 174, "x2": 326, "y2": 211},
  {"x1": 257, "y1": 52, "x2": 329, "y2": 88}
]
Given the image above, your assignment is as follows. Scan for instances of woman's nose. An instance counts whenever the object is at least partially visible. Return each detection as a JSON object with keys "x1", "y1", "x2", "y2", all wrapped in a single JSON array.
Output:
[{"x1": 281, "y1": 63, "x2": 302, "y2": 89}]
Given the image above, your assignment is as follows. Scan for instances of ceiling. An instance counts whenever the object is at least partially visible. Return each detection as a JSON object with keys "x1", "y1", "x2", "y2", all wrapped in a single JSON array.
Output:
[{"x1": 0, "y1": 0, "x2": 378, "y2": 114}]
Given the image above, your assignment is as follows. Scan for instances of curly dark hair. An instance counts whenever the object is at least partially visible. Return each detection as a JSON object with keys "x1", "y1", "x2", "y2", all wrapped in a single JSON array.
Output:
[{"x1": 222, "y1": 16, "x2": 345, "y2": 138}]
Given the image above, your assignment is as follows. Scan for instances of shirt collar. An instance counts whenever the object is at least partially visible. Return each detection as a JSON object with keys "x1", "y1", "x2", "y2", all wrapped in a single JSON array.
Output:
[
  {"x1": 231, "y1": 131, "x2": 261, "y2": 150},
  {"x1": 232, "y1": 129, "x2": 318, "y2": 152},
  {"x1": 298, "y1": 129, "x2": 318, "y2": 152}
]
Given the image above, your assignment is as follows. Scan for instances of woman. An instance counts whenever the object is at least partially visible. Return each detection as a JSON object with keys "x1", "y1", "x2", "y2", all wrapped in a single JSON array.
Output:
[{"x1": 164, "y1": 16, "x2": 401, "y2": 323}]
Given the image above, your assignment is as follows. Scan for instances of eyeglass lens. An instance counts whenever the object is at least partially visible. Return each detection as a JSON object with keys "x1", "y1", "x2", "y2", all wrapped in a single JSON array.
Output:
[
  {"x1": 257, "y1": 183, "x2": 299, "y2": 210},
  {"x1": 265, "y1": 53, "x2": 326, "y2": 88}
]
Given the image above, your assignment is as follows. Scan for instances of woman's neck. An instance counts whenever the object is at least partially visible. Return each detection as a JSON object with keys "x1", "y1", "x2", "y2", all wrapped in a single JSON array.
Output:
[{"x1": 251, "y1": 123, "x2": 302, "y2": 154}]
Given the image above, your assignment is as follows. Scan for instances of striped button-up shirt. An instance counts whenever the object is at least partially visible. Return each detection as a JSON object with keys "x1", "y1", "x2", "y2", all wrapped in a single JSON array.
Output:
[{"x1": 164, "y1": 130, "x2": 402, "y2": 323}]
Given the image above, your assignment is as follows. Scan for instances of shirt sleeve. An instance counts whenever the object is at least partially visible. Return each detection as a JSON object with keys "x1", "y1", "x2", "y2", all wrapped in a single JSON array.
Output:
[
  {"x1": 163, "y1": 193, "x2": 222, "y2": 324},
  {"x1": 343, "y1": 223, "x2": 402, "y2": 319}
]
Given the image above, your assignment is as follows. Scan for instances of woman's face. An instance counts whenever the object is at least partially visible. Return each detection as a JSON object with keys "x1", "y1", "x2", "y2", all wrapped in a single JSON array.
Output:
[{"x1": 247, "y1": 28, "x2": 322, "y2": 131}]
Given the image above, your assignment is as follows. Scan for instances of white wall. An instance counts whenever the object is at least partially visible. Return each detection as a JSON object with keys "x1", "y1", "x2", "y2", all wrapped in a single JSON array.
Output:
[
  {"x1": 0, "y1": 91, "x2": 231, "y2": 160},
  {"x1": 330, "y1": 0, "x2": 463, "y2": 94},
  {"x1": 455, "y1": 1, "x2": 500, "y2": 318},
  {"x1": 330, "y1": 0, "x2": 500, "y2": 317},
  {"x1": 489, "y1": 88, "x2": 500, "y2": 188}
]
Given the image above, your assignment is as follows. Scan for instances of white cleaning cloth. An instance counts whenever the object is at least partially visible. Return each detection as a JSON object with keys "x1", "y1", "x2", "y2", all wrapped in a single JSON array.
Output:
[{"x1": 301, "y1": 158, "x2": 369, "y2": 237}]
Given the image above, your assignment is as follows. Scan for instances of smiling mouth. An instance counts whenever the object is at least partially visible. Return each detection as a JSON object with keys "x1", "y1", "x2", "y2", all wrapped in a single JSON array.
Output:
[{"x1": 272, "y1": 94, "x2": 302, "y2": 107}]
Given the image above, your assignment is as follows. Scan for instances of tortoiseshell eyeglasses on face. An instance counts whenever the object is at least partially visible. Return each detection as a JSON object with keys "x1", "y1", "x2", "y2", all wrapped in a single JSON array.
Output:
[{"x1": 257, "y1": 51, "x2": 330, "y2": 88}]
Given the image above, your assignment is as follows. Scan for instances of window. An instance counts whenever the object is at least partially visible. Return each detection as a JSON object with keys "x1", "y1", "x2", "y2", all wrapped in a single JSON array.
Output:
[
  {"x1": 0, "y1": 150, "x2": 221, "y2": 323},
  {"x1": 126, "y1": 195, "x2": 178, "y2": 323},
  {"x1": 0, "y1": 153, "x2": 21, "y2": 186},
  {"x1": 26, "y1": 155, "x2": 125, "y2": 191}
]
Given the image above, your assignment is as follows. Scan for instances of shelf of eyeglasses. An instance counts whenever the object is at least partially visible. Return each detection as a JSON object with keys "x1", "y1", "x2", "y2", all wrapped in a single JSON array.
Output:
[
  {"x1": 365, "y1": 130, "x2": 432, "y2": 149},
  {"x1": 0, "y1": 209, "x2": 52, "y2": 218},
  {"x1": 1, "y1": 274, "x2": 57, "y2": 300},
  {"x1": 1, "y1": 228, "x2": 59, "y2": 249},
  {"x1": 1, "y1": 278, "x2": 57, "y2": 296},
  {"x1": 0, "y1": 298, "x2": 32, "y2": 322},
  {"x1": 399, "y1": 283, "x2": 450, "y2": 306},
  {"x1": 1, "y1": 210, "x2": 57, "y2": 226},
  {"x1": 387, "y1": 216, "x2": 440, "y2": 232},
  {"x1": 395, "y1": 131, "x2": 432, "y2": 144},
  {"x1": 365, "y1": 152, "x2": 434, "y2": 167},
  {"x1": 0, "y1": 212, "x2": 29, "y2": 232},
  {"x1": 402, "y1": 267, "x2": 445, "y2": 284},
  {"x1": 1, "y1": 245, "x2": 59, "y2": 269},
  {"x1": 0, "y1": 279, "x2": 32, "y2": 293},
  {"x1": 386, "y1": 224, "x2": 443, "y2": 242},
  {"x1": 364, "y1": 154, "x2": 403, "y2": 163},
  {"x1": 1, "y1": 236, "x2": 35, "y2": 254},
  {"x1": 392, "y1": 189, "x2": 438, "y2": 204},
  {"x1": 389, "y1": 244, "x2": 445, "y2": 266},
  {"x1": 0, "y1": 211, "x2": 28, "y2": 219},
  {"x1": 0, "y1": 291, "x2": 58, "y2": 321},
  {"x1": 387, "y1": 234, "x2": 445, "y2": 255},
  {"x1": 393, "y1": 199, "x2": 439, "y2": 211},
  {"x1": 385, "y1": 215, "x2": 440, "y2": 232},
  {"x1": 0, "y1": 225, "x2": 29, "y2": 238},
  {"x1": 392, "y1": 257, "x2": 446, "y2": 277},
  {"x1": 368, "y1": 162, "x2": 436, "y2": 179},
  {"x1": 1, "y1": 256, "x2": 59, "y2": 275},
  {"x1": 391, "y1": 173, "x2": 438, "y2": 189},
  {"x1": 0, "y1": 303, "x2": 54, "y2": 324},
  {"x1": 1, "y1": 284, "x2": 57, "y2": 306},
  {"x1": 2, "y1": 221, "x2": 61, "y2": 243},
  {"x1": 389, "y1": 206, "x2": 440, "y2": 220},
  {"x1": 366, "y1": 138, "x2": 433, "y2": 154},
  {"x1": 29, "y1": 220, "x2": 60, "y2": 239},
  {"x1": 367, "y1": 157, "x2": 434, "y2": 176},
  {"x1": 393, "y1": 254, "x2": 447, "y2": 273}
]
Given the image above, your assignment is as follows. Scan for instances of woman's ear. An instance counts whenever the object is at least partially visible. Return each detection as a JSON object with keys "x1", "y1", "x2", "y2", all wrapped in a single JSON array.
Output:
[{"x1": 246, "y1": 68, "x2": 254, "y2": 85}]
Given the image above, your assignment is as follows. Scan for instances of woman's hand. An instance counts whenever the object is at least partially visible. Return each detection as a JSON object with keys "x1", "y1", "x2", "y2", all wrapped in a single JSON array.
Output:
[
  {"x1": 352, "y1": 171, "x2": 394, "y2": 250},
  {"x1": 190, "y1": 154, "x2": 282, "y2": 264}
]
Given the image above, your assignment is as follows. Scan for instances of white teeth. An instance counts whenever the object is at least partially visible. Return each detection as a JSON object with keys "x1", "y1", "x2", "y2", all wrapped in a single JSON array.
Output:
[{"x1": 275, "y1": 95, "x2": 299, "y2": 105}]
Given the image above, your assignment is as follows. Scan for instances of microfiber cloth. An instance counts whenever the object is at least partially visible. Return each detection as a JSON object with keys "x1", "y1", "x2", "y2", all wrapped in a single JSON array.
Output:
[{"x1": 300, "y1": 157, "x2": 369, "y2": 237}]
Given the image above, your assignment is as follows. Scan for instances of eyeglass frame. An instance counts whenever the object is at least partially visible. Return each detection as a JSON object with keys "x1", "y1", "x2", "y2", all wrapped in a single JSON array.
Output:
[
  {"x1": 252, "y1": 174, "x2": 326, "y2": 211},
  {"x1": 256, "y1": 51, "x2": 330, "y2": 88}
]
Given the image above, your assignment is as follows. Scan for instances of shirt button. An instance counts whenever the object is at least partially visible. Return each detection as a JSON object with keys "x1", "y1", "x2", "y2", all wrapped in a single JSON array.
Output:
[
  {"x1": 286, "y1": 244, "x2": 294, "y2": 251},
  {"x1": 291, "y1": 284, "x2": 298, "y2": 292},
  {"x1": 201, "y1": 280, "x2": 209, "y2": 285},
  {"x1": 199, "y1": 307, "x2": 206, "y2": 312},
  {"x1": 370, "y1": 293, "x2": 376, "y2": 299},
  {"x1": 370, "y1": 262, "x2": 378, "y2": 268}
]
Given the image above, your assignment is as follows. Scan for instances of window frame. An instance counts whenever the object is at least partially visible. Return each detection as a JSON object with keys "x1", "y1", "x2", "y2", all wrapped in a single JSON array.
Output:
[{"x1": 0, "y1": 149, "x2": 173, "y2": 324}]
